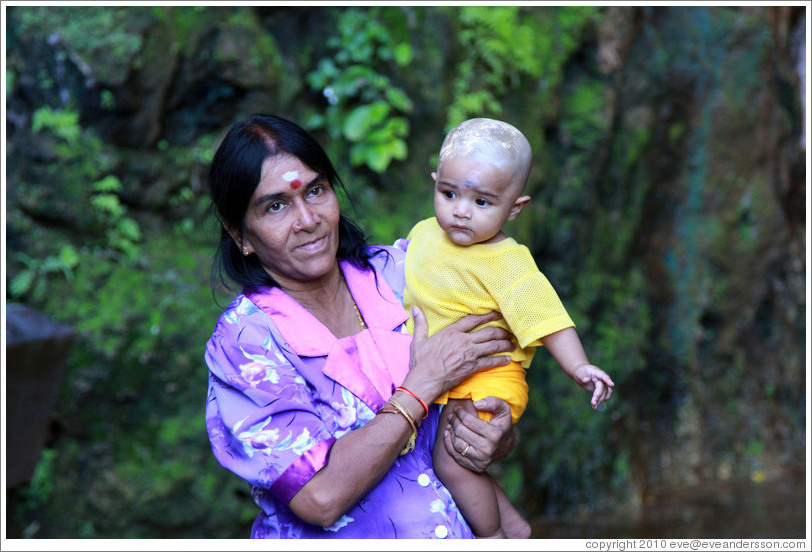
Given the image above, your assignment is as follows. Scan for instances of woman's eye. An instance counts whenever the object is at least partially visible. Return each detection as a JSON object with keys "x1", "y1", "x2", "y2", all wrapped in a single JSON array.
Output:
[
  {"x1": 268, "y1": 202, "x2": 285, "y2": 213},
  {"x1": 308, "y1": 186, "x2": 324, "y2": 198}
]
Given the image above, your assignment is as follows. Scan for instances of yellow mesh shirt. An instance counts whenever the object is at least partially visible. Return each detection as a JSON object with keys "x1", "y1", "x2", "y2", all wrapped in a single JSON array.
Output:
[{"x1": 403, "y1": 217, "x2": 574, "y2": 368}]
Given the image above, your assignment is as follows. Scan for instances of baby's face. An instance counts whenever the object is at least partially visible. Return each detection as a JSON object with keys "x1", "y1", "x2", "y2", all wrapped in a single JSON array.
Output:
[{"x1": 433, "y1": 155, "x2": 524, "y2": 246}]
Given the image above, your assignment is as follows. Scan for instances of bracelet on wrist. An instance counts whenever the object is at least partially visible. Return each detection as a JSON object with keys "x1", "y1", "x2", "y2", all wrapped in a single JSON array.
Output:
[
  {"x1": 378, "y1": 398, "x2": 417, "y2": 456},
  {"x1": 395, "y1": 386, "x2": 429, "y2": 419}
]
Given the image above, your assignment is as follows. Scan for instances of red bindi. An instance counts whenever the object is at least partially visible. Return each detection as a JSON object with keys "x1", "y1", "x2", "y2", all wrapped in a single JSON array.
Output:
[{"x1": 289, "y1": 179, "x2": 302, "y2": 190}]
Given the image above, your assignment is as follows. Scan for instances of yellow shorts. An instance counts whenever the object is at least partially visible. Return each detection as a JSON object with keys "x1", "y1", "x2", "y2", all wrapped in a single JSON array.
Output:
[{"x1": 434, "y1": 360, "x2": 528, "y2": 424}]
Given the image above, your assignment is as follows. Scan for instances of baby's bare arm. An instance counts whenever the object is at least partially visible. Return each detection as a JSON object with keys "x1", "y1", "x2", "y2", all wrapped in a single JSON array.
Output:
[{"x1": 541, "y1": 327, "x2": 615, "y2": 408}]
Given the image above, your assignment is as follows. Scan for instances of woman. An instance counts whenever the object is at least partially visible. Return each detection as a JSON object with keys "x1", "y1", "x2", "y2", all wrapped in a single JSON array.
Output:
[{"x1": 204, "y1": 113, "x2": 530, "y2": 539}]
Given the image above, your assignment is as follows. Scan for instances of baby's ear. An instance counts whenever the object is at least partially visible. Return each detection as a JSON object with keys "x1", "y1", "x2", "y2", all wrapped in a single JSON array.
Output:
[
  {"x1": 431, "y1": 171, "x2": 438, "y2": 183},
  {"x1": 507, "y1": 195, "x2": 531, "y2": 221}
]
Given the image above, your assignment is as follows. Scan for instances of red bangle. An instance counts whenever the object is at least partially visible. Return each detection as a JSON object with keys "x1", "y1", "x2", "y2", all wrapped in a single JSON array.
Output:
[{"x1": 396, "y1": 386, "x2": 428, "y2": 419}]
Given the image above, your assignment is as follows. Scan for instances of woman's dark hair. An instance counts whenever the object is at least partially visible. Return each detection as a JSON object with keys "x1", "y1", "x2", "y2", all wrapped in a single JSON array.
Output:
[{"x1": 208, "y1": 113, "x2": 372, "y2": 291}]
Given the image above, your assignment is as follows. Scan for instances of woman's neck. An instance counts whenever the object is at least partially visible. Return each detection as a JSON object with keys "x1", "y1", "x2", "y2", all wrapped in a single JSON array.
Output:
[
  {"x1": 279, "y1": 265, "x2": 363, "y2": 339},
  {"x1": 281, "y1": 267, "x2": 343, "y2": 311}
]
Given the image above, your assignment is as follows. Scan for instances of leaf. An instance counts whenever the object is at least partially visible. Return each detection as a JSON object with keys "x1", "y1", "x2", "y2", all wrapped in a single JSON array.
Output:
[
  {"x1": 385, "y1": 88, "x2": 413, "y2": 113},
  {"x1": 365, "y1": 144, "x2": 393, "y2": 173},
  {"x1": 352, "y1": 139, "x2": 407, "y2": 173},
  {"x1": 305, "y1": 112, "x2": 325, "y2": 130},
  {"x1": 342, "y1": 102, "x2": 391, "y2": 142},
  {"x1": 40, "y1": 256, "x2": 67, "y2": 274},
  {"x1": 31, "y1": 107, "x2": 80, "y2": 144},
  {"x1": 390, "y1": 138, "x2": 408, "y2": 161},
  {"x1": 393, "y1": 42, "x2": 413, "y2": 66},
  {"x1": 116, "y1": 217, "x2": 142, "y2": 241},
  {"x1": 349, "y1": 142, "x2": 370, "y2": 166},
  {"x1": 91, "y1": 194, "x2": 125, "y2": 218},
  {"x1": 9, "y1": 269, "x2": 35, "y2": 297},
  {"x1": 366, "y1": 117, "x2": 409, "y2": 142},
  {"x1": 93, "y1": 175, "x2": 122, "y2": 193}
]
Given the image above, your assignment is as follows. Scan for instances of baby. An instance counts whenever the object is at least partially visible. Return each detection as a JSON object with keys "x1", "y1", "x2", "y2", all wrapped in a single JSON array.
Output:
[{"x1": 403, "y1": 118, "x2": 615, "y2": 538}]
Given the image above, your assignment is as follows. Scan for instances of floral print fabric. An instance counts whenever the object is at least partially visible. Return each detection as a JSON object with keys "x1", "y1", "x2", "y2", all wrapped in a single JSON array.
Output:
[{"x1": 204, "y1": 245, "x2": 474, "y2": 538}]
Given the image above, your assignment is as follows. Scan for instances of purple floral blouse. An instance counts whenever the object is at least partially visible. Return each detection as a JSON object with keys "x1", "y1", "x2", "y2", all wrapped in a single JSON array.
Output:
[{"x1": 204, "y1": 245, "x2": 474, "y2": 539}]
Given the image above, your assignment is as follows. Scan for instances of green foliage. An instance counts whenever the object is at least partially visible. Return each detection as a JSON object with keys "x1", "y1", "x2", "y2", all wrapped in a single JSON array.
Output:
[
  {"x1": 32, "y1": 106, "x2": 81, "y2": 145},
  {"x1": 14, "y1": 6, "x2": 147, "y2": 85},
  {"x1": 6, "y1": 67, "x2": 16, "y2": 93},
  {"x1": 10, "y1": 106, "x2": 141, "y2": 296},
  {"x1": 18, "y1": 449, "x2": 57, "y2": 513},
  {"x1": 6, "y1": 4, "x2": 804, "y2": 537},
  {"x1": 31, "y1": 109, "x2": 141, "y2": 258},
  {"x1": 25, "y1": 228, "x2": 247, "y2": 537},
  {"x1": 6, "y1": 63, "x2": 242, "y2": 534},
  {"x1": 9, "y1": 246, "x2": 80, "y2": 300},
  {"x1": 151, "y1": 5, "x2": 213, "y2": 56},
  {"x1": 560, "y1": 75, "x2": 609, "y2": 151},
  {"x1": 305, "y1": 7, "x2": 413, "y2": 173},
  {"x1": 91, "y1": 175, "x2": 143, "y2": 260},
  {"x1": 446, "y1": 6, "x2": 597, "y2": 128}
]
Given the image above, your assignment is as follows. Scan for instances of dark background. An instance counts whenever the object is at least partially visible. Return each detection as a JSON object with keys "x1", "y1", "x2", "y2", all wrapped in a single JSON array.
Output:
[{"x1": 3, "y1": 4, "x2": 808, "y2": 540}]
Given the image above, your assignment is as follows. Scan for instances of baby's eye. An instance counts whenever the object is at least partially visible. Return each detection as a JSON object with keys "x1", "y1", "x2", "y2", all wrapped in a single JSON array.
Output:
[
  {"x1": 475, "y1": 198, "x2": 490, "y2": 207},
  {"x1": 443, "y1": 190, "x2": 456, "y2": 199}
]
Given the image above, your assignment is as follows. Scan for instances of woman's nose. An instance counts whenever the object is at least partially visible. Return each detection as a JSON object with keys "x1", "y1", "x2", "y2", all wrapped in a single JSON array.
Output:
[{"x1": 293, "y1": 201, "x2": 318, "y2": 231}]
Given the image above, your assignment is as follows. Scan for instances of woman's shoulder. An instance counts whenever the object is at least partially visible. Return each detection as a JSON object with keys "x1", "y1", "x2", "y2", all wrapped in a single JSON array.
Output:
[
  {"x1": 210, "y1": 293, "x2": 272, "y2": 342},
  {"x1": 366, "y1": 244, "x2": 408, "y2": 299},
  {"x1": 367, "y1": 243, "x2": 406, "y2": 265}
]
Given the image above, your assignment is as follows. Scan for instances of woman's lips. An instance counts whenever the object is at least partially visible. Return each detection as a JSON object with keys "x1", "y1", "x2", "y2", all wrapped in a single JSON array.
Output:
[{"x1": 296, "y1": 234, "x2": 328, "y2": 252}]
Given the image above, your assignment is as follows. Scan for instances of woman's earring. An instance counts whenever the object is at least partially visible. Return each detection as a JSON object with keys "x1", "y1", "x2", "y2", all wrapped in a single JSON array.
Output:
[{"x1": 242, "y1": 244, "x2": 248, "y2": 255}]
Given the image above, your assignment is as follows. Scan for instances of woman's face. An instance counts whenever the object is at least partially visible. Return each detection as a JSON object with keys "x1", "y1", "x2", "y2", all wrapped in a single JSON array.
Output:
[{"x1": 239, "y1": 154, "x2": 341, "y2": 288}]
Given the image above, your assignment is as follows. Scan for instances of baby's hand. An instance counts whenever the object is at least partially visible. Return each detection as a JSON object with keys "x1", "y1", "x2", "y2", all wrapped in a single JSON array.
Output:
[{"x1": 572, "y1": 364, "x2": 615, "y2": 409}]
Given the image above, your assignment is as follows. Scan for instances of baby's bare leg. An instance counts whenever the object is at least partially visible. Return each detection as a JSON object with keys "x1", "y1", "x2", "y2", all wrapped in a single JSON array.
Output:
[
  {"x1": 490, "y1": 473, "x2": 532, "y2": 538},
  {"x1": 433, "y1": 398, "x2": 504, "y2": 538}
]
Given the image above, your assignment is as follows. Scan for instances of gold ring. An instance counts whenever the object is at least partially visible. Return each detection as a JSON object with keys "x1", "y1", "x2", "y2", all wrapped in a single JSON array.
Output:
[{"x1": 461, "y1": 444, "x2": 471, "y2": 457}]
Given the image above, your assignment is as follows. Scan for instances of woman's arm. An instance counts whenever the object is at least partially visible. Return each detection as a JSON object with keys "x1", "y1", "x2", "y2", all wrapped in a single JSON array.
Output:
[
  {"x1": 288, "y1": 402, "x2": 416, "y2": 526},
  {"x1": 288, "y1": 307, "x2": 514, "y2": 526}
]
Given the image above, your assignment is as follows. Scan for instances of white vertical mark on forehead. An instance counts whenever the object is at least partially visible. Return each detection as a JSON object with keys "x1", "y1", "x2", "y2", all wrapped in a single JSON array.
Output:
[{"x1": 282, "y1": 170, "x2": 300, "y2": 182}]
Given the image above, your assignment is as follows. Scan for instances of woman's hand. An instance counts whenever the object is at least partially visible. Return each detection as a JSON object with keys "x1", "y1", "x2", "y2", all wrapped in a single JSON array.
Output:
[
  {"x1": 402, "y1": 307, "x2": 514, "y2": 404},
  {"x1": 441, "y1": 396, "x2": 516, "y2": 473}
]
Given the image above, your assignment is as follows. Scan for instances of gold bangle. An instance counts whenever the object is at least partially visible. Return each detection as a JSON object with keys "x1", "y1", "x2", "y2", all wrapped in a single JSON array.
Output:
[
  {"x1": 389, "y1": 395, "x2": 420, "y2": 429},
  {"x1": 388, "y1": 396, "x2": 418, "y2": 456},
  {"x1": 379, "y1": 398, "x2": 417, "y2": 456},
  {"x1": 395, "y1": 386, "x2": 428, "y2": 419}
]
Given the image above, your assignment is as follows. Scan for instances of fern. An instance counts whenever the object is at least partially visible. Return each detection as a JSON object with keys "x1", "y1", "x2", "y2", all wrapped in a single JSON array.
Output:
[{"x1": 447, "y1": 6, "x2": 597, "y2": 127}]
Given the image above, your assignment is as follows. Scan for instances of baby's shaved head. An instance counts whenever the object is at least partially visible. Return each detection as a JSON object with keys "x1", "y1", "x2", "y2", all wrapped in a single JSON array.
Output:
[{"x1": 438, "y1": 118, "x2": 532, "y2": 193}]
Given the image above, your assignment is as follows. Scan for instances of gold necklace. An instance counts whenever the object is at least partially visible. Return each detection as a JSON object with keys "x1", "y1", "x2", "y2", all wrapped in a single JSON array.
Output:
[
  {"x1": 351, "y1": 297, "x2": 366, "y2": 330},
  {"x1": 343, "y1": 274, "x2": 366, "y2": 330}
]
